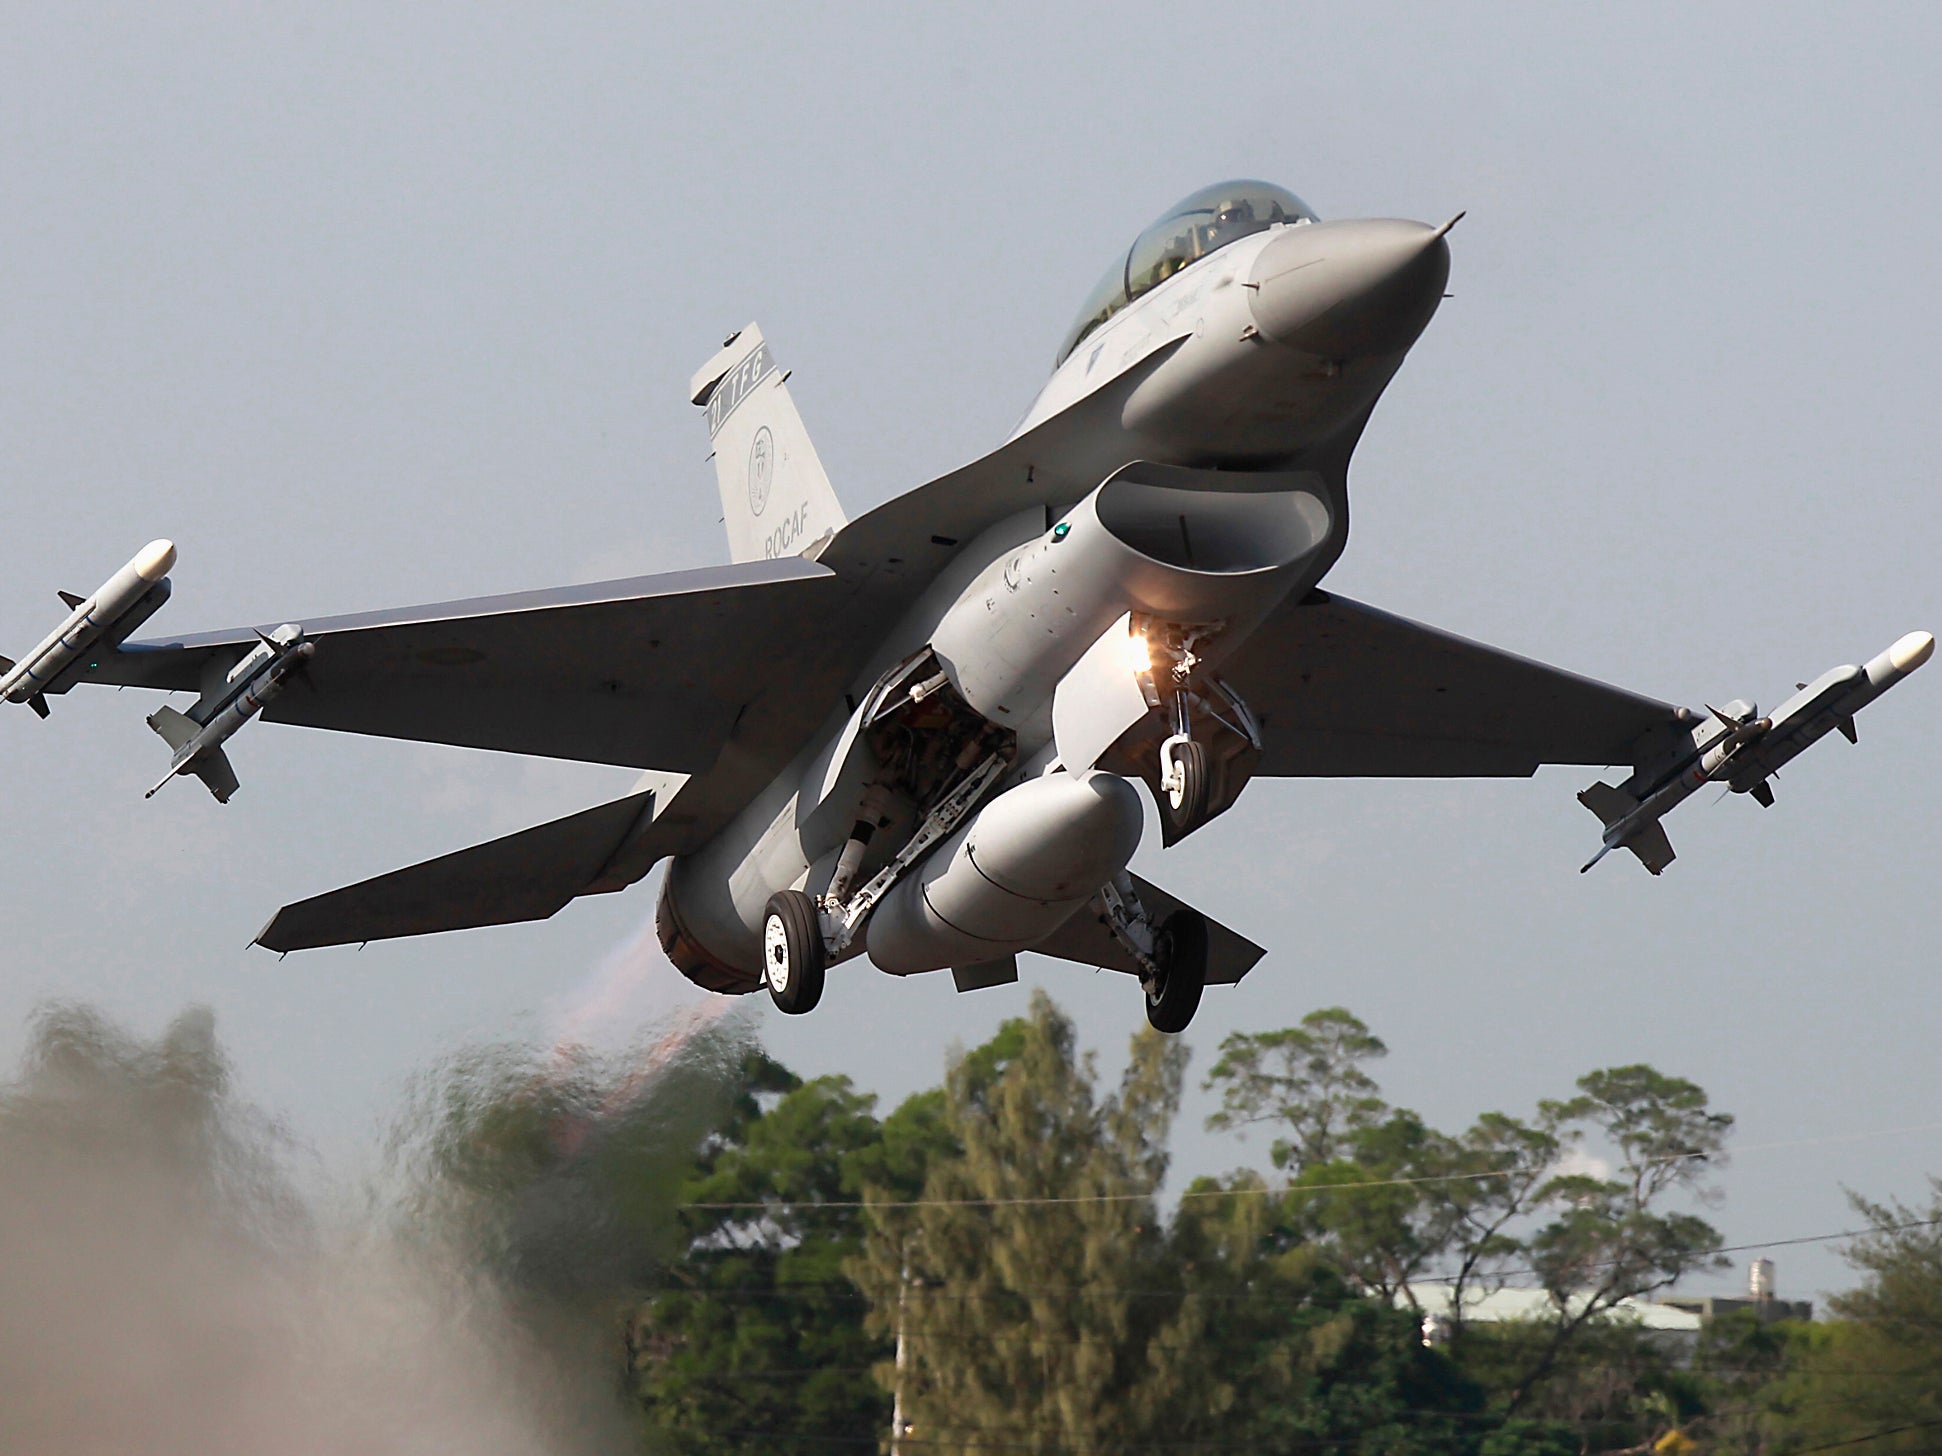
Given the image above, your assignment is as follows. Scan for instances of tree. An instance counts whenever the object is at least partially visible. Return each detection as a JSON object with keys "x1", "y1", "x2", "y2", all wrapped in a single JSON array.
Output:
[
  {"x1": 1206, "y1": 1011, "x2": 1740, "y2": 1427},
  {"x1": 1436, "y1": 1110, "x2": 1568, "y2": 1341},
  {"x1": 1761, "y1": 1183, "x2": 1942, "y2": 1456},
  {"x1": 853, "y1": 991, "x2": 1198, "y2": 1456},
  {"x1": 1167, "y1": 1173, "x2": 1484, "y2": 1456},
  {"x1": 1204, "y1": 1007, "x2": 1392, "y2": 1171},
  {"x1": 1510, "y1": 1065, "x2": 1733, "y2": 1410},
  {"x1": 633, "y1": 1055, "x2": 908, "y2": 1454},
  {"x1": 1281, "y1": 1107, "x2": 1465, "y2": 1309}
]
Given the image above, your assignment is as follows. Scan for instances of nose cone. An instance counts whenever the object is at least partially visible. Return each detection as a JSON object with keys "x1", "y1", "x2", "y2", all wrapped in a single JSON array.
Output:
[
  {"x1": 1248, "y1": 219, "x2": 1450, "y2": 358},
  {"x1": 133, "y1": 539, "x2": 177, "y2": 583}
]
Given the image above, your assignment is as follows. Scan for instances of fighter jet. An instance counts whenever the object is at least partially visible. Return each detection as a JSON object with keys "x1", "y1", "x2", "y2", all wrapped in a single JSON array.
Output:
[{"x1": 3, "y1": 180, "x2": 1928, "y2": 1031}]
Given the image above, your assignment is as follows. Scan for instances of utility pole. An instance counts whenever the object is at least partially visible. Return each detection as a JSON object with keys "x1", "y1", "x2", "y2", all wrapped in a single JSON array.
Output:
[{"x1": 890, "y1": 1245, "x2": 910, "y2": 1456}]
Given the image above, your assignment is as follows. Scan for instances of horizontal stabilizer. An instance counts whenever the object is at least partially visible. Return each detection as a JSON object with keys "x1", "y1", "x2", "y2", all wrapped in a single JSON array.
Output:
[
  {"x1": 1033, "y1": 874, "x2": 1265, "y2": 985},
  {"x1": 256, "y1": 786, "x2": 683, "y2": 952}
]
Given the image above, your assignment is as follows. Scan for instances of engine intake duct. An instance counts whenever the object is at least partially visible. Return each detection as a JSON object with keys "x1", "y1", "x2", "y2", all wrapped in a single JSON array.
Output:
[
  {"x1": 1093, "y1": 471, "x2": 1330, "y2": 577},
  {"x1": 930, "y1": 462, "x2": 1338, "y2": 727}
]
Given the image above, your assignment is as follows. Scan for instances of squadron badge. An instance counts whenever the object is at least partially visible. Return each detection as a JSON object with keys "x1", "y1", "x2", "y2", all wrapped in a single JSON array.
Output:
[{"x1": 748, "y1": 426, "x2": 774, "y2": 517}]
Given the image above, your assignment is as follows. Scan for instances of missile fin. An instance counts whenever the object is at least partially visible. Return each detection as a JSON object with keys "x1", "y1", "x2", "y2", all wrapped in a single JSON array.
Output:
[
  {"x1": 1839, "y1": 716, "x2": 1858, "y2": 744},
  {"x1": 27, "y1": 693, "x2": 48, "y2": 720},
  {"x1": 1578, "y1": 781, "x2": 1638, "y2": 829},
  {"x1": 57, "y1": 591, "x2": 85, "y2": 610},
  {"x1": 1625, "y1": 822, "x2": 1676, "y2": 876},
  {"x1": 0, "y1": 655, "x2": 14, "y2": 675},
  {"x1": 146, "y1": 704, "x2": 200, "y2": 754},
  {"x1": 1749, "y1": 780, "x2": 1775, "y2": 808},
  {"x1": 188, "y1": 750, "x2": 239, "y2": 804}
]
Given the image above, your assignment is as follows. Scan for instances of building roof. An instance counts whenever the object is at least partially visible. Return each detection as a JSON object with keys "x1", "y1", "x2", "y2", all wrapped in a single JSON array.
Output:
[{"x1": 1399, "y1": 1284, "x2": 1705, "y2": 1334}]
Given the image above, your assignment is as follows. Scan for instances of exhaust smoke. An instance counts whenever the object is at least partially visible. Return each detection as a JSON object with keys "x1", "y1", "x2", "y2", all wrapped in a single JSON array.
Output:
[{"x1": 0, "y1": 995, "x2": 753, "y2": 1455}]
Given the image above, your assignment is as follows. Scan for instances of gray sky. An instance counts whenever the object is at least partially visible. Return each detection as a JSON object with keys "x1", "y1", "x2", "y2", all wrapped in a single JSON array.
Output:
[{"x1": 2, "y1": 3, "x2": 1938, "y2": 1303}]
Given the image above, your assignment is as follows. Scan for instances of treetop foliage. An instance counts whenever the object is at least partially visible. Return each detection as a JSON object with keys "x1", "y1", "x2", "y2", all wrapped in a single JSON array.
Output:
[{"x1": 399, "y1": 993, "x2": 1924, "y2": 1456}]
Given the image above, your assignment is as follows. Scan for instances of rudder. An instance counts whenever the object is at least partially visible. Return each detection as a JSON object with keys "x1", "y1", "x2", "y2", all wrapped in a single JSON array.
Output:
[{"x1": 690, "y1": 324, "x2": 846, "y2": 564}]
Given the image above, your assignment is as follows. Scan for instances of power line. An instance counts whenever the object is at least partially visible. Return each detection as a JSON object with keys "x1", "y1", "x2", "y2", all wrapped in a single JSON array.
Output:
[
  {"x1": 1788, "y1": 1415, "x2": 1942, "y2": 1453},
  {"x1": 638, "y1": 1214, "x2": 1942, "y2": 1305},
  {"x1": 676, "y1": 1118, "x2": 1942, "y2": 1213}
]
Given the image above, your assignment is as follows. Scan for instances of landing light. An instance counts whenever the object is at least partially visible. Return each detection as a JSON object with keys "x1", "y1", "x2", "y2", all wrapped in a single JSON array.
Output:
[{"x1": 1126, "y1": 626, "x2": 1155, "y2": 675}]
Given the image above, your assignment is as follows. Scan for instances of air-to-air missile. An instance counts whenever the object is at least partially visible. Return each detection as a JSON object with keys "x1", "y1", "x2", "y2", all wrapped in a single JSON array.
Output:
[
  {"x1": 1580, "y1": 631, "x2": 1934, "y2": 874},
  {"x1": 145, "y1": 624, "x2": 314, "y2": 803},
  {"x1": 0, "y1": 539, "x2": 176, "y2": 717}
]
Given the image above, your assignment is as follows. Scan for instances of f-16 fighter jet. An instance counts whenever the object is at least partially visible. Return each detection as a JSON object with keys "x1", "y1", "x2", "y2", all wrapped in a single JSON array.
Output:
[{"x1": 3, "y1": 181, "x2": 1929, "y2": 1031}]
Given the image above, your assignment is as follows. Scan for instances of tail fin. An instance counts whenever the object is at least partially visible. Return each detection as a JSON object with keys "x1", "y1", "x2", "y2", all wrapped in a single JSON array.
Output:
[{"x1": 690, "y1": 324, "x2": 846, "y2": 563}]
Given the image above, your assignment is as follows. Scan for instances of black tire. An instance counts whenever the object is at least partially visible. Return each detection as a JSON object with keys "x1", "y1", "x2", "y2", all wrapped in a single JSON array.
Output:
[
  {"x1": 1144, "y1": 908, "x2": 1207, "y2": 1034},
  {"x1": 1163, "y1": 739, "x2": 1209, "y2": 829},
  {"x1": 762, "y1": 890, "x2": 826, "y2": 1014}
]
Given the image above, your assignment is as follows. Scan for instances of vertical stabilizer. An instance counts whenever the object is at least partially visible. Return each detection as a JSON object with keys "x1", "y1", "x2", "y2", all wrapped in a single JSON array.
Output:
[{"x1": 690, "y1": 324, "x2": 846, "y2": 563}]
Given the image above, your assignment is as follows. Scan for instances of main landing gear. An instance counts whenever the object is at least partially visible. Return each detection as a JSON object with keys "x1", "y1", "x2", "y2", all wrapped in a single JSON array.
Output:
[
  {"x1": 1097, "y1": 876, "x2": 1208, "y2": 1033},
  {"x1": 1143, "y1": 908, "x2": 1208, "y2": 1033},
  {"x1": 763, "y1": 890, "x2": 826, "y2": 1014}
]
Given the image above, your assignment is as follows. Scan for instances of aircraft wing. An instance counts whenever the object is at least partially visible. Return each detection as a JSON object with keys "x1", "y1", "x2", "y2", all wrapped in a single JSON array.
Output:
[
  {"x1": 78, "y1": 559, "x2": 842, "y2": 772},
  {"x1": 1220, "y1": 589, "x2": 1685, "y2": 777}
]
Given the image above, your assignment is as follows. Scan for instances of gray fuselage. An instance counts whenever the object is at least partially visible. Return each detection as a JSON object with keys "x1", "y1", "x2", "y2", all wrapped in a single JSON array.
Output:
[{"x1": 659, "y1": 207, "x2": 1453, "y2": 985}]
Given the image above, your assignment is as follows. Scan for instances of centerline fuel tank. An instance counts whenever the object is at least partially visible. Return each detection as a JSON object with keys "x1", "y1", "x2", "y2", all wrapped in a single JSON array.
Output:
[{"x1": 865, "y1": 769, "x2": 1143, "y2": 975}]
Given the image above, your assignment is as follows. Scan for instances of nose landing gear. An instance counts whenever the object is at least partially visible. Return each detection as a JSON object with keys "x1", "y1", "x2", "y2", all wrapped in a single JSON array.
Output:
[
  {"x1": 1160, "y1": 735, "x2": 1209, "y2": 827},
  {"x1": 1126, "y1": 616, "x2": 1258, "y2": 844}
]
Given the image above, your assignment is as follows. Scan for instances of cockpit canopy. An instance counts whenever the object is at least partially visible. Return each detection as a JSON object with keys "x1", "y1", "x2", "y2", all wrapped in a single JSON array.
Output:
[{"x1": 1055, "y1": 181, "x2": 1317, "y2": 367}]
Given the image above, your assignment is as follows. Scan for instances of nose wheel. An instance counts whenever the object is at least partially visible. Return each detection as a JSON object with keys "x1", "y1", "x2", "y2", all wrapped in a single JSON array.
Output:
[
  {"x1": 1160, "y1": 735, "x2": 1209, "y2": 831},
  {"x1": 1142, "y1": 908, "x2": 1207, "y2": 1033},
  {"x1": 763, "y1": 890, "x2": 826, "y2": 1014}
]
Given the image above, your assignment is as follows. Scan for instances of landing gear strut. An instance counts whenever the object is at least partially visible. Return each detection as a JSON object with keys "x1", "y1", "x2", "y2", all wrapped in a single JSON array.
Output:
[
  {"x1": 1132, "y1": 616, "x2": 1248, "y2": 841},
  {"x1": 763, "y1": 890, "x2": 825, "y2": 1014}
]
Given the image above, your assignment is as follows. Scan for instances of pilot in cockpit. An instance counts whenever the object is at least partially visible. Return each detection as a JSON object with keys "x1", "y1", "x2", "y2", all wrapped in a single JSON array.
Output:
[{"x1": 1205, "y1": 198, "x2": 1258, "y2": 252}]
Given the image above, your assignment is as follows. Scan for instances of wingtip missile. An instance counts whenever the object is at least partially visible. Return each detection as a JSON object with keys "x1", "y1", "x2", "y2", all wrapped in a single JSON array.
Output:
[
  {"x1": 1, "y1": 539, "x2": 178, "y2": 708},
  {"x1": 1886, "y1": 630, "x2": 1934, "y2": 676},
  {"x1": 1582, "y1": 630, "x2": 1930, "y2": 874}
]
